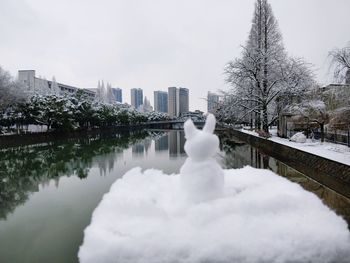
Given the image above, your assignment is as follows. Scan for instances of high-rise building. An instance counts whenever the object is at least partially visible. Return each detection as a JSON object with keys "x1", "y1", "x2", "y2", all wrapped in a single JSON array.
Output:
[
  {"x1": 178, "y1": 87, "x2": 189, "y2": 115},
  {"x1": 154, "y1": 91, "x2": 168, "y2": 113},
  {"x1": 207, "y1": 92, "x2": 220, "y2": 113},
  {"x1": 168, "y1": 87, "x2": 189, "y2": 117},
  {"x1": 167, "y1": 87, "x2": 179, "y2": 117},
  {"x1": 112, "y1": 88, "x2": 122, "y2": 103},
  {"x1": 130, "y1": 88, "x2": 143, "y2": 109}
]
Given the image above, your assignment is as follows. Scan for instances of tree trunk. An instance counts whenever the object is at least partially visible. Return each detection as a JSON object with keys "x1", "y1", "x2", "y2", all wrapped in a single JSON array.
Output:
[
  {"x1": 250, "y1": 114, "x2": 253, "y2": 130},
  {"x1": 320, "y1": 123, "x2": 324, "y2": 143},
  {"x1": 262, "y1": 104, "x2": 269, "y2": 133}
]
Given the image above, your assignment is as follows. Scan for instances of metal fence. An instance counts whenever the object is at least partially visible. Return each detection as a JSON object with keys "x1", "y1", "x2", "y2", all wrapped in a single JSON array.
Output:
[{"x1": 313, "y1": 130, "x2": 350, "y2": 147}]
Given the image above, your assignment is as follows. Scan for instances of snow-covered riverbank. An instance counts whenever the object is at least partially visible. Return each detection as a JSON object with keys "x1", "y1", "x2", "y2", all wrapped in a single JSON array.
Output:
[{"x1": 240, "y1": 128, "x2": 350, "y2": 166}]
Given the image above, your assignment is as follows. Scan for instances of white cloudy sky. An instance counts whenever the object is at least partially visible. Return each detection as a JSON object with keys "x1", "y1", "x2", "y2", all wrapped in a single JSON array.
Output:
[{"x1": 1, "y1": 0, "x2": 350, "y2": 111}]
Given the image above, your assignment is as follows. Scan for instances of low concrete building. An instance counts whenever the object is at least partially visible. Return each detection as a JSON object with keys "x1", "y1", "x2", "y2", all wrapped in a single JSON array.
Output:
[{"x1": 18, "y1": 70, "x2": 95, "y2": 99}]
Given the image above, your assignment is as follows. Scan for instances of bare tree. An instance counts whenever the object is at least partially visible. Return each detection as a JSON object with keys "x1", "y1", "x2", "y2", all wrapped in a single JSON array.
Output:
[
  {"x1": 224, "y1": 0, "x2": 315, "y2": 133},
  {"x1": 225, "y1": 0, "x2": 287, "y2": 133},
  {"x1": 329, "y1": 43, "x2": 350, "y2": 84},
  {"x1": 277, "y1": 57, "x2": 316, "y2": 113}
]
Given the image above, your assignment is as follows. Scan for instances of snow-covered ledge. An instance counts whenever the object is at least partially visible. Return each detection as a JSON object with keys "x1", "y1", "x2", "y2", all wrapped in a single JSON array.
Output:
[{"x1": 240, "y1": 128, "x2": 350, "y2": 166}]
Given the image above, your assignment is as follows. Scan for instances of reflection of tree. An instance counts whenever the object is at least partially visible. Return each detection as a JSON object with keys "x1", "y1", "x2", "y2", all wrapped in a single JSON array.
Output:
[
  {"x1": 219, "y1": 135, "x2": 255, "y2": 169},
  {"x1": 0, "y1": 131, "x2": 152, "y2": 220}
]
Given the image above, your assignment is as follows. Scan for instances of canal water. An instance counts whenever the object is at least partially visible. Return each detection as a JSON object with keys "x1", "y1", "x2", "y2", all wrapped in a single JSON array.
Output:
[{"x1": 0, "y1": 130, "x2": 349, "y2": 263}]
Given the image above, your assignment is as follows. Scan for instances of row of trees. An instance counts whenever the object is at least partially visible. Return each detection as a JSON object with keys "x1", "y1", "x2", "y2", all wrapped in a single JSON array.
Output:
[
  {"x1": 219, "y1": 0, "x2": 315, "y2": 133},
  {"x1": 0, "y1": 92, "x2": 170, "y2": 133}
]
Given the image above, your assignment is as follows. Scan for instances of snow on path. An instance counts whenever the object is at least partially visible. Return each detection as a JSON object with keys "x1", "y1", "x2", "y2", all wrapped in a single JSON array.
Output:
[{"x1": 240, "y1": 128, "x2": 350, "y2": 166}]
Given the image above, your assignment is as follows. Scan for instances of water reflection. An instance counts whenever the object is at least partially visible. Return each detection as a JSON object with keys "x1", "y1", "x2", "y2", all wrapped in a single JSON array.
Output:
[
  {"x1": 155, "y1": 135, "x2": 168, "y2": 152},
  {"x1": 0, "y1": 130, "x2": 160, "y2": 220},
  {"x1": 168, "y1": 131, "x2": 185, "y2": 157},
  {"x1": 132, "y1": 143, "x2": 145, "y2": 157}
]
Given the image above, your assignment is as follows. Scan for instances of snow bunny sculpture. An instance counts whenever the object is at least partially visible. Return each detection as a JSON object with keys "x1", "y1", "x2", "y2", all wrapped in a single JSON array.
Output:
[{"x1": 180, "y1": 113, "x2": 224, "y2": 203}]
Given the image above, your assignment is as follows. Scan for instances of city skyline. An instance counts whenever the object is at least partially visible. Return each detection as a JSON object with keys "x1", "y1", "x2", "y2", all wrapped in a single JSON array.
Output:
[
  {"x1": 16, "y1": 68, "x2": 201, "y2": 111},
  {"x1": 16, "y1": 68, "x2": 204, "y2": 113},
  {"x1": 2, "y1": 0, "x2": 349, "y2": 112}
]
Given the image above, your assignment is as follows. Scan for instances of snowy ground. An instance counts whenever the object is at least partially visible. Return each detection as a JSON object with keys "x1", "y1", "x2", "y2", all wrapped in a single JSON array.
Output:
[
  {"x1": 79, "y1": 167, "x2": 350, "y2": 263},
  {"x1": 240, "y1": 128, "x2": 350, "y2": 166}
]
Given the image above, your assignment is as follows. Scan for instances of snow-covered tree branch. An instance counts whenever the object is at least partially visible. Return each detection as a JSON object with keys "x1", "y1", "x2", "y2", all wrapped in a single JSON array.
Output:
[
  {"x1": 222, "y1": 0, "x2": 315, "y2": 133},
  {"x1": 329, "y1": 43, "x2": 350, "y2": 84}
]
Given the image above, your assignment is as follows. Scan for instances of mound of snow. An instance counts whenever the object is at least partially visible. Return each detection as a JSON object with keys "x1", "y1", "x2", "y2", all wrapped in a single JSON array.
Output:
[
  {"x1": 79, "y1": 114, "x2": 350, "y2": 262},
  {"x1": 79, "y1": 166, "x2": 350, "y2": 263},
  {"x1": 290, "y1": 132, "x2": 307, "y2": 143}
]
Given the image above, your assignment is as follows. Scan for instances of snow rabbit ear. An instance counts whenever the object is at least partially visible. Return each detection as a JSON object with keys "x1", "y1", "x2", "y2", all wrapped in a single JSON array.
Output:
[
  {"x1": 203, "y1": 114, "x2": 216, "y2": 134},
  {"x1": 184, "y1": 118, "x2": 197, "y2": 139}
]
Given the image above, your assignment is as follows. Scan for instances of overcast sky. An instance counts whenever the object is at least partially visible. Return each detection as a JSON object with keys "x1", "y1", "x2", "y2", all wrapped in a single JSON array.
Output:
[{"x1": 1, "y1": 0, "x2": 350, "y2": 111}]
